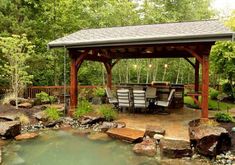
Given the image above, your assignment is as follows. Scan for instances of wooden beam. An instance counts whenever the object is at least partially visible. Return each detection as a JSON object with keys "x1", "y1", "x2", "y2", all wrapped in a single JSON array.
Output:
[
  {"x1": 69, "y1": 54, "x2": 78, "y2": 116},
  {"x1": 181, "y1": 47, "x2": 202, "y2": 63},
  {"x1": 104, "y1": 62, "x2": 112, "y2": 89},
  {"x1": 111, "y1": 59, "x2": 120, "y2": 67},
  {"x1": 184, "y1": 58, "x2": 195, "y2": 68},
  {"x1": 201, "y1": 55, "x2": 209, "y2": 119},
  {"x1": 195, "y1": 60, "x2": 200, "y2": 103}
]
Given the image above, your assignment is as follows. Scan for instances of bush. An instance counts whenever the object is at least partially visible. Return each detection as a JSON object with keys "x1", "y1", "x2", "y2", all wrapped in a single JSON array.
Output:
[
  {"x1": 209, "y1": 88, "x2": 219, "y2": 100},
  {"x1": 94, "y1": 87, "x2": 105, "y2": 97},
  {"x1": 222, "y1": 82, "x2": 234, "y2": 99},
  {"x1": 45, "y1": 107, "x2": 62, "y2": 121},
  {"x1": 74, "y1": 99, "x2": 93, "y2": 118},
  {"x1": 215, "y1": 112, "x2": 234, "y2": 122},
  {"x1": 36, "y1": 92, "x2": 56, "y2": 104},
  {"x1": 99, "y1": 105, "x2": 117, "y2": 121}
]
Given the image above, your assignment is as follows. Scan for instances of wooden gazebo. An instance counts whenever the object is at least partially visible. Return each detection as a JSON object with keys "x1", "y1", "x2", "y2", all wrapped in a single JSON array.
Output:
[{"x1": 48, "y1": 20, "x2": 234, "y2": 119}]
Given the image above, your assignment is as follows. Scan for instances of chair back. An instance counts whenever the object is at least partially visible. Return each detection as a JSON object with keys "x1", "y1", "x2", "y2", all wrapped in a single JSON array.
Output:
[
  {"x1": 133, "y1": 90, "x2": 147, "y2": 108},
  {"x1": 105, "y1": 87, "x2": 113, "y2": 99},
  {"x1": 167, "y1": 89, "x2": 175, "y2": 102},
  {"x1": 117, "y1": 89, "x2": 131, "y2": 108},
  {"x1": 146, "y1": 87, "x2": 157, "y2": 99}
]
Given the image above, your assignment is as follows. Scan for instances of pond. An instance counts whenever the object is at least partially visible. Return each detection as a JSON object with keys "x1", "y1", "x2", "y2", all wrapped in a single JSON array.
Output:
[{"x1": 2, "y1": 130, "x2": 158, "y2": 165}]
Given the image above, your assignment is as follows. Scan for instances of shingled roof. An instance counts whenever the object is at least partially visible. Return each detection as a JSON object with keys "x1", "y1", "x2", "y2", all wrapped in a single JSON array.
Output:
[{"x1": 48, "y1": 20, "x2": 234, "y2": 49}]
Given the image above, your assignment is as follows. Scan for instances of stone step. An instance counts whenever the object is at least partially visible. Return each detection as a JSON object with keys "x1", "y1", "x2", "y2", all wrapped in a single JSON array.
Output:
[{"x1": 106, "y1": 128, "x2": 145, "y2": 143}]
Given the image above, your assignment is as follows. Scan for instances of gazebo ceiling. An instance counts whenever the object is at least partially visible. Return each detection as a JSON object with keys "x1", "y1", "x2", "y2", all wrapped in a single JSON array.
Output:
[{"x1": 48, "y1": 20, "x2": 233, "y2": 49}]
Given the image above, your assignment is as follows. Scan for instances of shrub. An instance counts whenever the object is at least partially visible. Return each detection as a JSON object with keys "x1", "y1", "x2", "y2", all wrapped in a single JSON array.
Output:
[
  {"x1": 36, "y1": 92, "x2": 56, "y2": 104},
  {"x1": 209, "y1": 88, "x2": 219, "y2": 100},
  {"x1": 99, "y1": 105, "x2": 117, "y2": 121},
  {"x1": 74, "y1": 99, "x2": 93, "y2": 118},
  {"x1": 94, "y1": 87, "x2": 105, "y2": 97},
  {"x1": 222, "y1": 82, "x2": 234, "y2": 99},
  {"x1": 18, "y1": 113, "x2": 30, "y2": 125},
  {"x1": 45, "y1": 107, "x2": 62, "y2": 121},
  {"x1": 215, "y1": 112, "x2": 234, "y2": 122},
  {"x1": 1, "y1": 93, "x2": 15, "y2": 104}
]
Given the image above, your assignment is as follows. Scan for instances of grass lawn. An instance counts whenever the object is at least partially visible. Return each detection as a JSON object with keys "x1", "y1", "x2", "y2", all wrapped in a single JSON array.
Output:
[{"x1": 184, "y1": 96, "x2": 235, "y2": 111}]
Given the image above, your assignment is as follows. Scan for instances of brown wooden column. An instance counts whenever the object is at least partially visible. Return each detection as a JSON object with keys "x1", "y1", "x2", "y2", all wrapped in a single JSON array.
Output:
[
  {"x1": 68, "y1": 50, "x2": 88, "y2": 116},
  {"x1": 201, "y1": 55, "x2": 209, "y2": 119},
  {"x1": 69, "y1": 54, "x2": 78, "y2": 116},
  {"x1": 195, "y1": 60, "x2": 200, "y2": 102},
  {"x1": 104, "y1": 62, "x2": 112, "y2": 89}
]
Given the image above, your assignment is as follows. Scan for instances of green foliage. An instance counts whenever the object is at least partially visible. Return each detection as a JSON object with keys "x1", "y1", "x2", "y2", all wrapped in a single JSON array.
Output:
[
  {"x1": 36, "y1": 92, "x2": 55, "y2": 103},
  {"x1": 184, "y1": 96, "x2": 235, "y2": 110},
  {"x1": 215, "y1": 112, "x2": 234, "y2": 122},
  {"x1": 209, "y1": 88, "x2": 219, "y2": 100},
  {"x1": 45, "y1": 107, "x2": 62, "y2": 121},
  {"x1": 94, "y1": 87, "x2": 105, "y2": 97},
  {"x1": 222, "y1": 82, "x2": 235, "y2": 99},
  {"x1": 99, "y1": 105, "x2": 117, "y2": 121},
  {"x1": 74, "y1": 100, "x2": 93, "y2": 118}
]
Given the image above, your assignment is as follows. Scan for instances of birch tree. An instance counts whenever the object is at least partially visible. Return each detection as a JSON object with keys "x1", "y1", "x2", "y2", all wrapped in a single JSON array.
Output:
[{"x1": 0, "y1": 34, "x2": 34, "y2": 109}]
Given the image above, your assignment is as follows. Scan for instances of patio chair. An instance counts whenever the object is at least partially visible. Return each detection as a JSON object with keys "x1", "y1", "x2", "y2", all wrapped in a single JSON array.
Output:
[
  {"x1": 105, "y1": 87, "x2": 118, "y2": 108},
  {"x1": 155, "y1": 89, "x2": 175, "y2": 113},
  {"x1": 133, "y1": 90, "x2": 149, "y2": 112},
  {"x1": 116, "y1": 89, "x2": 132, "y2": 111},
  {"x1": 146, "y1": 87, "x2": 157, "y2": 111}
]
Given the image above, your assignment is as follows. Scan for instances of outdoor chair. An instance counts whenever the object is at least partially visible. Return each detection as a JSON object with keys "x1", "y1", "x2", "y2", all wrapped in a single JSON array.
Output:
[
  {"x1": 116, "y1": 89, "x2": 132, "y2": 112},
  {"x1": 146, "y1": 87, "x2": 157, "y2": 111},
  {"x1": 133, "y1": 90, "x2": 149, "y2": 112},
  {"x1": 155, "y1": 89, "x2": 175, "y2": 113},
  {"x1": 105, "y1": 87, "x2": 118, "y2": 108}
]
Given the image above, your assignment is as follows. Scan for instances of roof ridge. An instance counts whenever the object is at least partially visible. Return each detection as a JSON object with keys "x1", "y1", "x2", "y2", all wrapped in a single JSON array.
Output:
[{"x1": 79, "y1": 19, "x2": 220, "y2": 31}]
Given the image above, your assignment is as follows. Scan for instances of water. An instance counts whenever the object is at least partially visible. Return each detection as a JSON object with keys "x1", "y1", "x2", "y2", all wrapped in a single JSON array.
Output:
[{"x1": 2, "y1": 130, "x2": 157, "y2": 165}]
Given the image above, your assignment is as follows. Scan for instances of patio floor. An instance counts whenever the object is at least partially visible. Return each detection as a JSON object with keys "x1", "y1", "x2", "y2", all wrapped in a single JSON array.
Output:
[{"x1": 116, "y1": 107, "x2": 223, "y2": 141}]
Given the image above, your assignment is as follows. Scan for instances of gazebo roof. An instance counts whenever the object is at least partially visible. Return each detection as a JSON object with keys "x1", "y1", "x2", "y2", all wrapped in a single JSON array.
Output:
[{"x1": 48, "y1": 20, "x2": 234, "y2": 49}]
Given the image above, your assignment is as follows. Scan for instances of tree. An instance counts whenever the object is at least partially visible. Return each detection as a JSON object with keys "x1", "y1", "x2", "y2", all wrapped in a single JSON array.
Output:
[{"x1": 0, "y1": 34, "x2": 34, "y2": 109}]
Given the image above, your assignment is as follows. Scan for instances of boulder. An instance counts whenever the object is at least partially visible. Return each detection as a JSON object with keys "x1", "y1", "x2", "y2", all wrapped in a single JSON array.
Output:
[
  {"x1": 15, "y1": 132, "x2": 38, "y2": 140},
  {"x1": 33, "y1": 111, "x2": 48, "y2": 122},
  {"x1": 106, "y1": 128, "x2": 145, "y2": 143},
  {"x1": 0, "y1": 114, "x2": 17, "y2": 121},
  {"x1": 133, "y1": 139, "x2": 157, "y2": 157},
  {"x1": 18, "y1": 102, "x2": 33, "y2": 109},
  {"x1": 145, "y1": 125, "x2": 165, "y2": 137},
  {"x1": 153, "y1": 134, "x2": 164, "y2": 142},
  {"x1": 98, "y1": 122, "x2": 118, "y2": 132},
  {"x1": 0, "y1": 121, "x2": 21, "y2": 139},
  {"x1": 189, "y1": 125, "x2": 231, "y2": 157},
  {"x1": 116, "y1": 122, "x2": 126, "y2": 128},
  {"x1": 9, "y1": 98, "x2": 29, "y2": 106},
  {"x1": 79, "y1": 116, "x2": 105, "y2": 125},
  {"x1": 160, "y1": 139, "x2": 192, "y2": 158},
  {"x1": 45, "y1": 119, "x2": 63, "y2": 128}
]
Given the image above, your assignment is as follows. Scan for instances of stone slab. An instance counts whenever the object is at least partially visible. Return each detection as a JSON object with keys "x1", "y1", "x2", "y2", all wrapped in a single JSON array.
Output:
[{"x1": 106, "y1": 128, "x2": 145, "y2": 143}]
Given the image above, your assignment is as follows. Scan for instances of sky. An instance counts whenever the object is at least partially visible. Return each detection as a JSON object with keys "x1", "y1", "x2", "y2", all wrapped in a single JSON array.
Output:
[{"x1": 212, "y1": 0, "x2": 235, "y2": 17}]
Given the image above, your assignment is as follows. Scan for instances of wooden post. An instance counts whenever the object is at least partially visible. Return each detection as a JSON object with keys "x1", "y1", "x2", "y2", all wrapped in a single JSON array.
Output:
[
  {"x1": 195, "y1": 60, "x2": 199, "y2": 102},
  {"x1": 68, "y1": 50, "x2": 88, "y2": 116},
  {"x1": 69, "y1": 54, "x2": 78, "y2": 116},
  {"x1": 104, "y1": 62, "x2": 112, "y2": 89},
  {"x1": 201, "y1": 55, "x2": 209, "y2": 119}
]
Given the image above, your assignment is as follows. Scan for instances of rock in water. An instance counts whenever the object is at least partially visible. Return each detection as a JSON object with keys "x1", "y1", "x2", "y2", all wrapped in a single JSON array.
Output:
[
  {"x1": 160, "y1": 139, "x2": 192, "y2": 158},
  {"x1": 0, "y1": 121, "x2": 21, "y2": 139},
  {"x1": 189, "y1": 125, "x2": 231, "y2": 157},
  {"x1": 15, "y1": 133, "x2": 38, "y2": 140},
  {"x1": 133, "y1": 139, "x2": 157, "y2": 157}
]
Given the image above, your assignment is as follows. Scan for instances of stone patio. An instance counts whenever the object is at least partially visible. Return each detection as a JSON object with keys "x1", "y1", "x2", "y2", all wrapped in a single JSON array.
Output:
[{"x1": 116, "y1": 107, "x2": 222, "y2": 141}]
